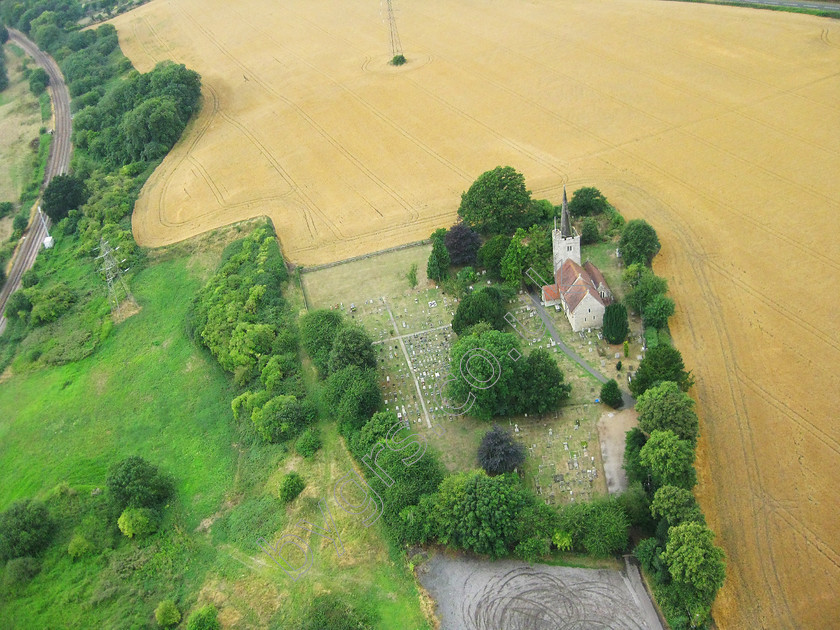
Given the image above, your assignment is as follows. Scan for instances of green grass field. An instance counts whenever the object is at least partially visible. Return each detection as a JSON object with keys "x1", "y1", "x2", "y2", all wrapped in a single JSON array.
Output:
[{"x1": 0, "y1": 225, "x2": 431, "y2": 628}]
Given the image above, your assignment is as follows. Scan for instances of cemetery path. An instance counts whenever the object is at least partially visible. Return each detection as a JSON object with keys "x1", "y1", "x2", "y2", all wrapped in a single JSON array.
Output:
[
  {"x1": 384, "y1": 299, "x2": 432, "y2": 428},
  {"x1": 527, "y1": 291, "x2": 636, "y2": 409}
]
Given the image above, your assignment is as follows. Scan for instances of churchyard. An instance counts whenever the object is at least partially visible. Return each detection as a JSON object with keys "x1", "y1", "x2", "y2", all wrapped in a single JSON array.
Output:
[{"x1": 301, "y1": 246, "x2": 610, "y2": 504}]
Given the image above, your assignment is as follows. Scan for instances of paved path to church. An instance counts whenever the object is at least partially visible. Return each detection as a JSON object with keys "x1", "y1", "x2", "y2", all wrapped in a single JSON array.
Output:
[{"x1": 527, "y1": 291, "x2": 636, "y2": 409}]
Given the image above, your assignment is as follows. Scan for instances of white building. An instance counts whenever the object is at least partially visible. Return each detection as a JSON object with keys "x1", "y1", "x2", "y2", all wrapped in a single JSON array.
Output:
[{"x1": 541, "y1": 187, "x2": 613, "y2": 332}]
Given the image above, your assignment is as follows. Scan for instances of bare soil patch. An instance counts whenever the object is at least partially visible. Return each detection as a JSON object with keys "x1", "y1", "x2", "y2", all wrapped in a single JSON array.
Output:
[
  {"x1": 597, "y1": 409, "x2": 638, "y2": 495},
  {"x1": 112, "y1": 1, "x2": 840, "y2": 626}
]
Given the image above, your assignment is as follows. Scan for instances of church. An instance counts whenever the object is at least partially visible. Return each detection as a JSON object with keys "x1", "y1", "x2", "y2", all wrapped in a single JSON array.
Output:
[{"x1": 541, "y1": 188, "x2": 613, "y2": 332}]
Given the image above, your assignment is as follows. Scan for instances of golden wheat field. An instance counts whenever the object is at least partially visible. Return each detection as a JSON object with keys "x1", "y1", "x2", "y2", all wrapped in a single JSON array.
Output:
[{"x1": 111, "y1": 0, "x2": 840, "y2": 627}]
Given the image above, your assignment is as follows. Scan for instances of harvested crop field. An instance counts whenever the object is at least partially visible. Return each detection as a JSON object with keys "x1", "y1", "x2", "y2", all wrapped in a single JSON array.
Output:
[{"x1": 111, "y1": 0, "x2": 840, "y2": 627}]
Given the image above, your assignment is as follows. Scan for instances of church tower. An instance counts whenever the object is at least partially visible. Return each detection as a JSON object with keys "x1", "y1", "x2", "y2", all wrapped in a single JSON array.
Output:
[{"x1": 552, "y1": 186, "x2": 581, "y2": 270}]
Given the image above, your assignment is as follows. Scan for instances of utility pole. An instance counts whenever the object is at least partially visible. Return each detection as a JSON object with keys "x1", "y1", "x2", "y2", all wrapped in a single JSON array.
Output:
[
  {"x1": 95, "y1": 239, "x2": 132, "y2": 318},
  {"x1": 384, "y1": 0, "x2": 403, "y2": 59}
]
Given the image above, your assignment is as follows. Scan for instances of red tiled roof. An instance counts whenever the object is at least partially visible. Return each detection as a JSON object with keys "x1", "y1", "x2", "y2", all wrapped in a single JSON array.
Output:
[
  {"x1": 546, "y1": 259, "x2": 606, "y2": 313},
  {"x1": 584, "y1": 261, "x2": 608, "y2": 289}
]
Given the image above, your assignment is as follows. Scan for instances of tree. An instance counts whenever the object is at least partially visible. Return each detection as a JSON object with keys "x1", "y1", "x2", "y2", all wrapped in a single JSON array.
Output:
[
  {"x1": 445, "y1": 223, "x2": 482, "y2": 265},
  {"x1": 602, "y1": 303, "x2": 629, "y2": 344},
  {"x1": 155, "y1": 600, "x2": 181, "y2": 628},
  {"x1": 477, "y1": 425, "x2": 525, "y2": 475},
  {"x1": 447, "y1": 329, "x2": 524, "y2": 420},
  {"x1": 325, "y1": 366, "x2": 382, "y2": 434},
  {"x1": 500, "y1": 225, "x2": 552, "y2": 288},
  {"x1": 636, "y1": 381, "x2": 699, "y2": 444},
  {"x1": 458, "y1": 166, "x2": 532, "y2": 234},
  {"x1": 328, "y1": 325, "x2": 376, "y2": 374},
  {"x1": 630, "y1": 344, "x2": 693, "y2": 397},
  {"x1": 556, "y1": 497, "x2": 629, "y2": 557},
  {"x1": 0, "y1": 500, "x2": 54, "y2": 561},
  {"x1": 426, "y1": 237, "x2": 450, "y2": 281},
  {"x1": 29, "y1": 282, "x2": 76, "y2": 326},
  {"x1": 569, "y1": 187, "x2": 609, "y2": 217},
  {"x1": 431, "y1": 471, "x2": 528, "y2": 558},
  {"x1": 2, "y1": 556, "x2": 39, "y2": 589},
  {"x1": 580, "y1": 217, "x2": 600, "y2": 245},
  {"x1": 252, "y1": 395, "x2": 316, "y2": 443},
  {"x1": 476, "y1": 234, "x2": 511, "y2": 279},
  {"x1": 451, "y1": 285, "x2": 509, "y2": 335},
  {"x1": 643, "y1": 294, "x2": 675, "y2": 330},
  {"x1": 279, "y1": 472, "x2": 305, "y2": 503},
  {"x1": 661, "y1": 521, "x2": 726, "y2": 627},
  {"x1": 406, "y1": 262, "x2": 418, "y2": 288},
  {"x1": 12, "y1": 212, "x2": 28, "y2": 234},
  {"x1": 521, "y1": 348, "x2": 572, "y2": 414},
  {"x1": 28, "y1": 67, "x2": 49, "y2": 95},
  {"x1": 620, "y1": 219, "x2": 661, "y2": 266},
  {"x1": 21, "y1": 268, "x2": 39, "y2": 288},
  {"x1": 600, "y1": 379, "x2": 623, "y2": 408},
  {"x1": 41, "y1": 174, "x2": 88, "y2": 223},
  {"x1": 117, "y1": 507, "x2": 158, "y2": 538},
  {"x1": 639, "y1": 430, "x2": 697, "y2": 490},
  {"x1": 623, "y1": 427, "x2": 649, "y2": 487},
  {"x1": 186, "y1": 605, "x2": 220, "y2": 630},
  {"x1": 106, "y1": 456, "x2": 172, "y2": 511},
  {"x1": 300, "y1": 309, "x2": 343, "y2": 377},
  {"x1": 4, "y1": 291, "x2": 33, "y2": 320},
  {"x1": 623, "y1": 264, "x2": 668, "y2": 314},
  {"x1": 651, "y1": 486, "x2": 705, "y2": 529}
]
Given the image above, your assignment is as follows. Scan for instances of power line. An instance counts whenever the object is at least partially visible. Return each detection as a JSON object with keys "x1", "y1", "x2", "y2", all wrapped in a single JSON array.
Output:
[
  {"x1": 95, "y1": 239, "x2": 132, "y2": 319},
  {"x1": 384, "y1": 0, "x2": 403, "y2": 58}
]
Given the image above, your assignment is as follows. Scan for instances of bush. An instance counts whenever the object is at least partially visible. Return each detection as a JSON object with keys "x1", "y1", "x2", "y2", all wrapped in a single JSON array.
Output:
[
  {"x1": 1, "y1": 557, "x2": 39, "y2": 588},
  {"x1": 557, "y1": 497, "x2": 629, "y2": 557},
  {"x1": 12, "y1": 212, "x2": 28, "y2": 234},
  {"x1": 299, "y1": 593, "x2": 376, "y2": 630},
  {"x1": 252, "y1": 395, "x2": 316, "y2": 443},
  {"x1": 580, "y1": 217, "x2": 600, "y2": 245},
  {"x1": 279, "y1": 472, "x2": 305, "y2": 504},
  {"x1": 295, "y1": 428, "x2": 322, "y2": 458},
  {"x1": 117, "y1": 507, "x2": 159, "y2": 538},
  {"x1": 155, "y1": 599, "x2": 181, "y2": 628},
  {"x1": 600, "y1": 379, "x2": 622, "y2": 408},
  {"x1": 299, "y1": 309, "x2": 343, "y2": 377},
  {"x1": 67, "y1": 533, "x2": 94, "y2": 559},
  {"x1": 0, "y1": 500, "x2": 54, "y2": 561},
  {"x1": 186, "y1": 605, "x2": 220, "y2": 630},
  {"x1": 106, "y1": 456, "x2": 173, "y2": 511},
  {"x1": 390, "y1": 54, "x2": 406, "y2": 66},
  {"x1": 28, "y1": 67, "x2": 49, "y2": 95},
  {"x1": 29, "y1": 283, "x2": 76, "y2": 325},
  {"x1": 21, "y1": 269, "x2": 39, "y2": 288},
  {"x1": 0, "y1": 201, "x2": 13, "y2": 218},
  {"x1": 4, "y1": 290, "x2": 33, "y2": 320}
]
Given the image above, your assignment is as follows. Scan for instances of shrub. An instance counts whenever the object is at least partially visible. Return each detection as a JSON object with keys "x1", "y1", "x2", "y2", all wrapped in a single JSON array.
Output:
[
  {"x1": 515, "y1": 536, "x2": 551, "y2": 563},
  {"x1": 106, "y1": 456, "x2": 172, "y2": 511},
  {"x1": 21, "y1": 269, "x2": 39, "y2": 288},
  {"x1": 600, "y1": 379, "x2": 622, "y2": 408},
  {"x1": 0, "y1": 500, "x2": 54, "y2": 561},
  {"x1": 4, "y1": 290, "x2": 33, "y2": 320},
  {"x1": 29, "y1": 283, "x2": 76, "y2": 325},
  {"x1": 299, "y1": 593, "x2": 376, "y2": 630},
  {"x1": 155, "y1": 599, "x2": 181, "y2": 628},
  {"x1": 295, "y1": 428, "x2": 322, "y2": 458},
  {"x1": 117, "y1": 507, "x2": 158, "y2": 538},
  {"x1": 0, "y1": 201, "x2": 13, "y2": 218},
  {"x1": 186, "y1": 605, "x2": 220, "y2": 630},
  {"x1": 279, "y1": 472, "x2": 305, "y2": 504},
  {"x1": 580, "y1": 217, "x2": 600, "y2": 244},
  {"x1": 67, "y1": 533, "x2": 95, "y2": 559},
  {"x1": 391, "y1": 54, "x2": 406, "y2": 66},
  {"x1": 1, "y1": 557, "x2": 39, "y2": 588}
]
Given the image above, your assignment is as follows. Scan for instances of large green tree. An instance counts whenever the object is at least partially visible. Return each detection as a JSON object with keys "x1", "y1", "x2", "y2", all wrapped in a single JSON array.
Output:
[
  {"x1": 500, "y1": 225, "x2": 552, "y2": 288},
  {"x1": 568, "y1": 187, "x2": 609, "y2": 217},
  {"x1": 451, "y1": 285, "x2": 509, "y2": 335},
  {"x1": 476, "y1": 234, "x2": 512, "y2": 279},
  {"x1": 300, "y1": 309, "x2": 343, "y2": 377},
  {"x1": 251, "y1": 395, "x2": 316, "y2": 443},
  {"x1": 41, "y1": 174, "x2": 88, "y2": 222},
  {"x1": 328, "y1": 325, "x2": 376, "y2": 374},
  {"x1": 520, "y1": 348, "x2": 572, "y2": 414},
  {"x1": 106, "y1": 456, "x2": 172, "y2": 511},
  {"x1": 623, "y1": 264, "x2": 668, "y2": 315},
  {"x1": 458, "y1": 166, "x2": 532, "y2": 234},
  {"x1": 643, "y1": 293, "x2": 675, "y2": 330},
  {"x1": 630, "y1": 344, "x2": 693, "y2": 397},
  {"x1": 0, "y1": 500, "x2": 54, "y2": 561},
  {"x1": 650, "y1": 485, "x2": 705, "y2": 529},
  {"x1": 661, "y1": 521, "x2": 726, "y2": 627},
  {"x1": 602, "y1": 302, "x2": 629, "y2": 344},
  {"x1": 639, "y1": 430, "x2": 697, "y2": 490},
  {"x1": 620, "y1": 219, "x2": 661, "y2": 266},
  {"x1": 600, "y1": 379, "x2": 623, "y2": 409},
  {"x1": 427, "y1": 237, "x2": 450, "y2": 282},
  {"x1": 636, "y1": 381, "x2": 699, "y2": 444}
]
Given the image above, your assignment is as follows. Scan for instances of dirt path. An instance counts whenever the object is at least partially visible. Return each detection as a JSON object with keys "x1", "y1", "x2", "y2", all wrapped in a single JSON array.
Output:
[{"x1": 597, "y1": 409, "x2": 639, "y2": 495}]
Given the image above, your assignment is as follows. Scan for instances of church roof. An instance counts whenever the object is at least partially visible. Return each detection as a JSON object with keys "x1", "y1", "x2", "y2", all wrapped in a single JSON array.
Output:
[
  {"x1": 542, "y1": 259, "x2": 607, "y2": 313},
  {"x1": 583, "y1": 261, "x2": 609, "y2": 289}
]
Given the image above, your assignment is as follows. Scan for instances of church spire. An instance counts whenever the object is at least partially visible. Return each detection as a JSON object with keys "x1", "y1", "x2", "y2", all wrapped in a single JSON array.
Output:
[{"x1": 560, "y1": 185, "x2": 572, "y2": 238}]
